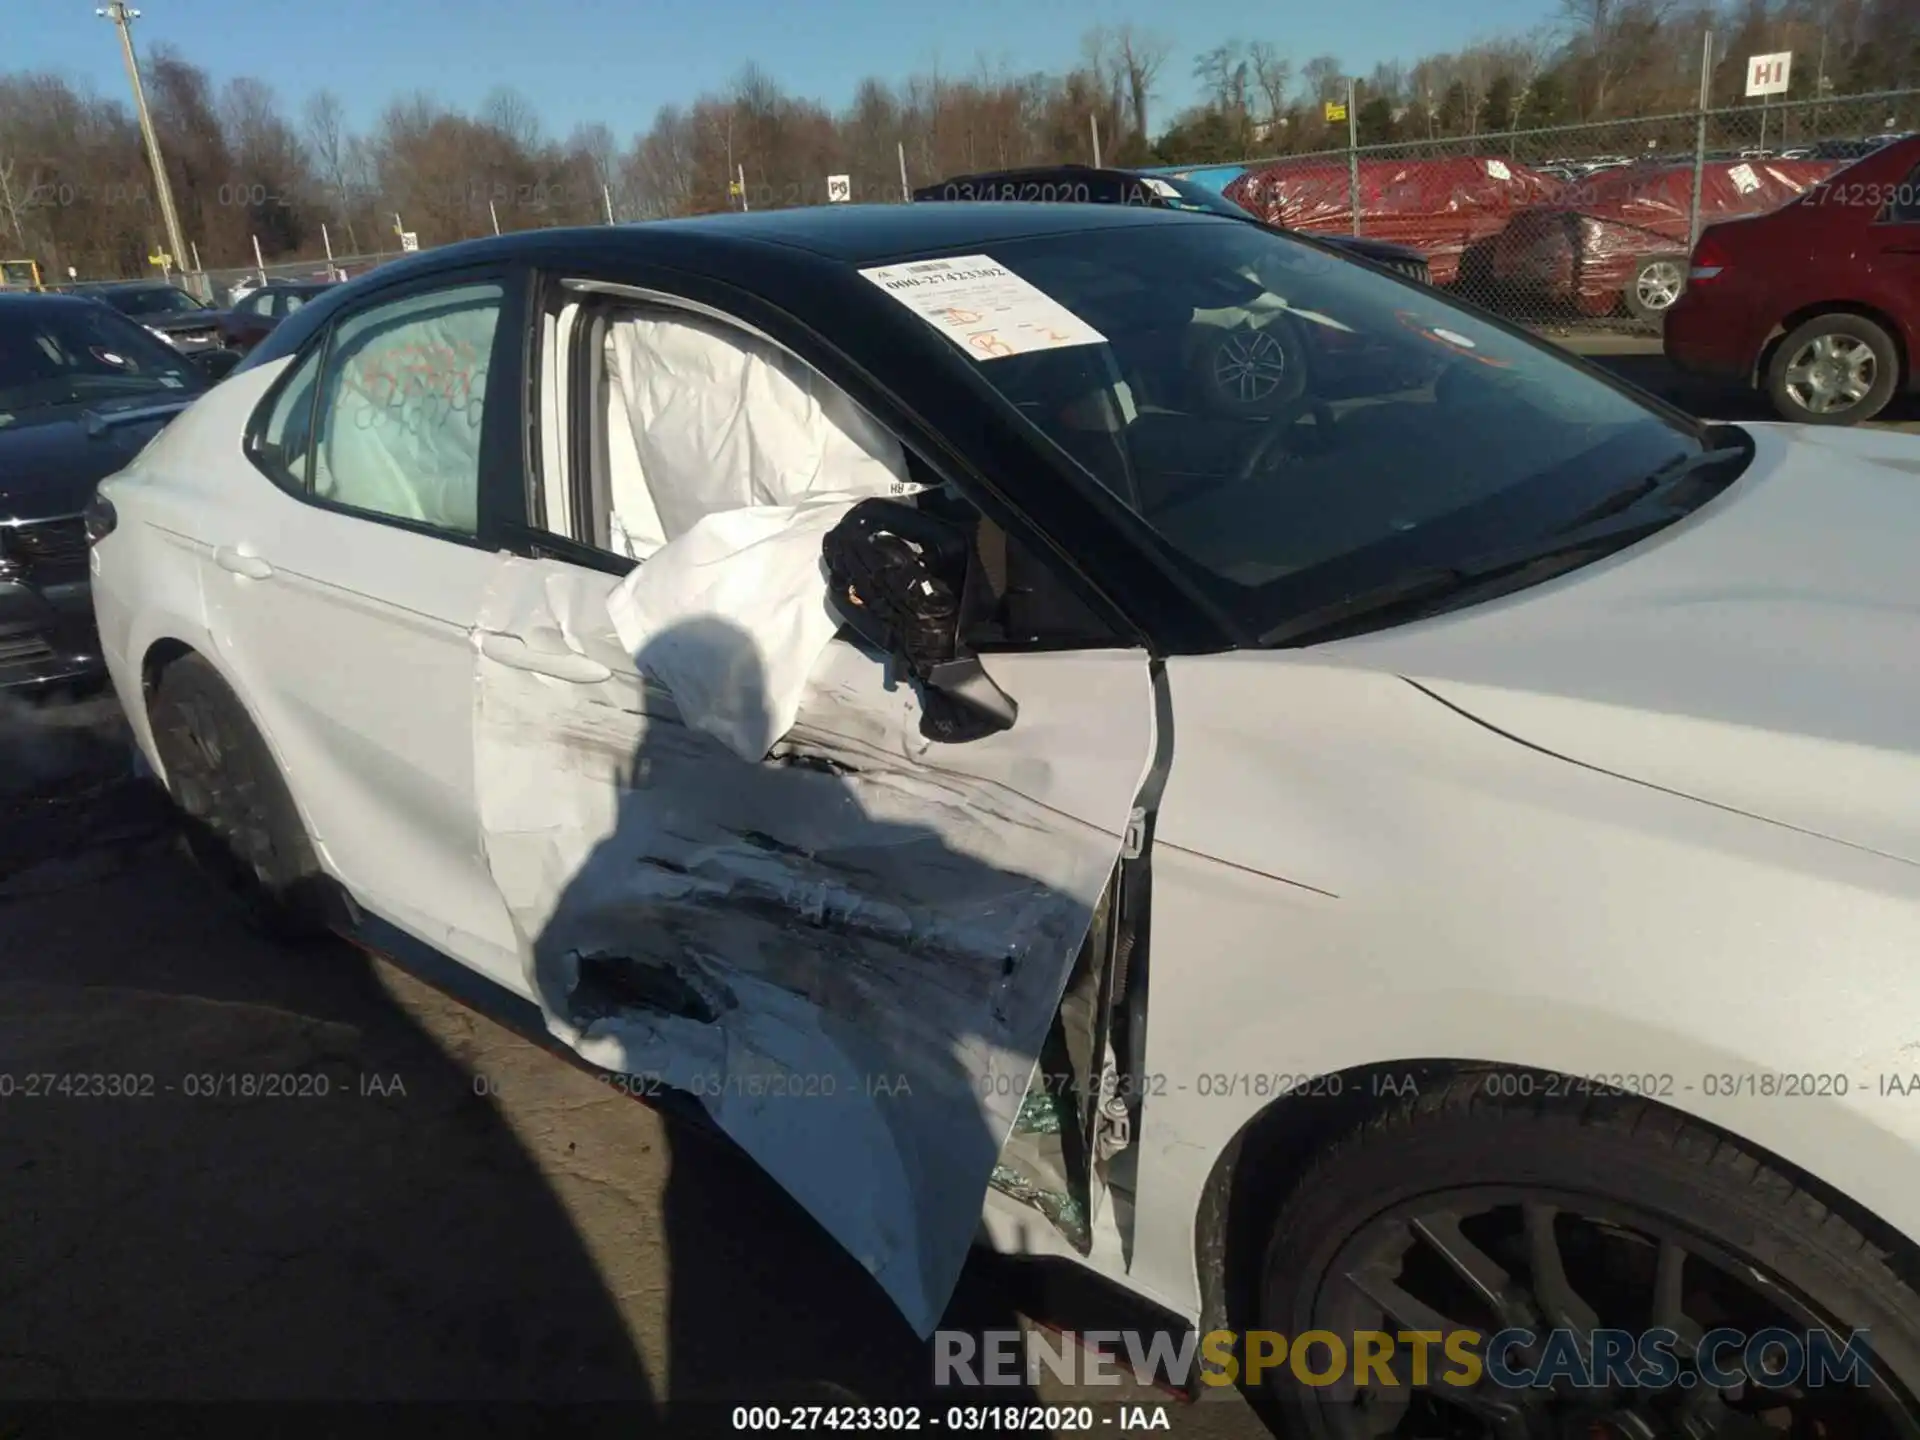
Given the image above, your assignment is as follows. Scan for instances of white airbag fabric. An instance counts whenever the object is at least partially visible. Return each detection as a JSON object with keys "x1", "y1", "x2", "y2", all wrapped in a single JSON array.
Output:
[
  {"x1": 313, "y1": 284, "x2": 500, "y2": 532},
  {"x1": 600, "y1": 312, "x2": 919, "y2": 760}
]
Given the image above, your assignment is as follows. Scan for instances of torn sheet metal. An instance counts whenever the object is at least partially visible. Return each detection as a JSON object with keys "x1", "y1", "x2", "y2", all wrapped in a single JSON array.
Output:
[{"x1": 473, "y1": 557, "x2": 1154, "y2": 1335}]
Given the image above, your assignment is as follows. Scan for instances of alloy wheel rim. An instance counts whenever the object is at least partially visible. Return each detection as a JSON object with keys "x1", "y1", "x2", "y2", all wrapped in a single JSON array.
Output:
[
  {"x1": 1785, "y1": 335, "x2": 1876, "y2": 415},
  {"x1": 1213, "y1": 329, "x2": 1291, "y2": 404},
  {"x1": 1296, "y1": 1185, "x2": 1920, "y2": 1439},
  {"x1": 1636, "y1": 262, "x2": 1684, "y2": 311}
]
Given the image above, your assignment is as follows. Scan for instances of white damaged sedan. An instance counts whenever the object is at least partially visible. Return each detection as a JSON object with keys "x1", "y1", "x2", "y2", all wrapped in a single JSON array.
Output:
[{"x1": 87, "y1": 202, "x2": 1920, "y2": 1436}]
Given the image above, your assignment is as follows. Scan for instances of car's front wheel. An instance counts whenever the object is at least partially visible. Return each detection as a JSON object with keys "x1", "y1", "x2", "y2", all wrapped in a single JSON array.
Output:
[
  {"x1": 1766, "y1": 313, "x2": 1901, "y2": 426},
  {"x1": 1259, "y1": 1074, "x2": 1920, "y2": 1439}
]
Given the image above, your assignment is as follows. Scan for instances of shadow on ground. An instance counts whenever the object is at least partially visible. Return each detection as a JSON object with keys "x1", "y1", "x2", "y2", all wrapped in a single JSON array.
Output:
[{"x1": 0, "y1": 686, "x2": 1045, "y2": 1426}]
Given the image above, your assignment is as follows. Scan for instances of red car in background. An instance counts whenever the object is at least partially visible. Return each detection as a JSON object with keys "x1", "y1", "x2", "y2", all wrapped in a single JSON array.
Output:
[
  {"x1": 1491, "y1": 158, "x2": 1840, "y2": 321},
  {"x1": 1224, "y1": 156, "x2": 1563, "y2": 286},
  {"x1": 1665, "y1": 135, "x2": 1920, "y2": 425}
]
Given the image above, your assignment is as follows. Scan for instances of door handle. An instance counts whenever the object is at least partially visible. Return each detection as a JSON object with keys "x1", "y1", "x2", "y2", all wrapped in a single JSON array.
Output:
[
  {"x1": 477, "y1": 631, "x2": 612, "y2": 684},
  {"x1": 214, "y1": 545, "x2": 273, "y2": 580}
]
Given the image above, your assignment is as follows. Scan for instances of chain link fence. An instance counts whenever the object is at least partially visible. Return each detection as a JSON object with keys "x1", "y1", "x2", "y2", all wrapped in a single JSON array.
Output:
[
  {"x1": 38, "y1": 87, "x2": 1916, "y2": 341},
  {"x1": 1217, "y1": 88, "x2": 1918, "y2": 333},
  {"x1": 181, "y1": 249, "x2": 408, "y2": 307}
]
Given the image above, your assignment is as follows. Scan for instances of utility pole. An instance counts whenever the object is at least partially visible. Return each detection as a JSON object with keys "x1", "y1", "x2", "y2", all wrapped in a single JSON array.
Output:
[{"x1": 98, "y1": 4, "x2": 188, "y2": 275}]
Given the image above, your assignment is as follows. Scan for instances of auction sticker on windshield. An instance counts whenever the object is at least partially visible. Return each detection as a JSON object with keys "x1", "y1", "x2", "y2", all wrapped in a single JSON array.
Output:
[{"x1": 860, "y1": 255, "x2": 1107, "y2": 359}]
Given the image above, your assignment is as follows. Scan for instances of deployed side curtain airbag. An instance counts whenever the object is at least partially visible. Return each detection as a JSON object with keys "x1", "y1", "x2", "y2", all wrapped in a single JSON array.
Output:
[
  {"x1": 599, "y1": 312, "x2": 925, "y2": 761},
  {"x1": 312, "y1": 285, "x2": 500, "y2": 531}
]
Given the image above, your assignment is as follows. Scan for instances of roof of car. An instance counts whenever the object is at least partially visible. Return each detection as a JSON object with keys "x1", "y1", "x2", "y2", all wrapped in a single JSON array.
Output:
[
  {"x1": 0, "y1": 290, "x2": 112, "y2": 311},
  {"x1": 359, "y1": 201, "x2": 1219, "y2": 277},
  {"x1": 921, "y1": 164, "x2": 1147, "y2": 185}
]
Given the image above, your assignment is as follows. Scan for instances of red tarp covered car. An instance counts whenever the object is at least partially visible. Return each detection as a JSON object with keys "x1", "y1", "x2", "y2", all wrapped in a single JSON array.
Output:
[
  {"x1": 1223, "y1": 156, "x2": 1565, "y2": 285},
  {"x1": 1490, "y1": 158, "x2": 1841, "y2": 320}
]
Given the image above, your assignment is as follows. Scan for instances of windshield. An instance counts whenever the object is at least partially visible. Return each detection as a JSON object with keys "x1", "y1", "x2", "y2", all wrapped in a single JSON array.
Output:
[
  {"x1": 100, "y1": 285, "x2": 206, "y2": 318},
  {"x1": 1140, "y1": 175, "x2": 1255, "y2": 218},
  {"x1": 936, "y1": 218, "x2": 1710, "y2": 640},
  {"x1": 0, "y1": 302, "x2": 201, "y2": 420}
]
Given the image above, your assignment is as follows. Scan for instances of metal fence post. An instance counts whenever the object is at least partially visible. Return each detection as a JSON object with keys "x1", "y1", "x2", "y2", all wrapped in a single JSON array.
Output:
[
  {"x1": 1347, "y1": 77, "x2": 1361, "y2": 237},
  {"x1": 1688, "y1": 29, "x2": 1713, "y2": 251}
]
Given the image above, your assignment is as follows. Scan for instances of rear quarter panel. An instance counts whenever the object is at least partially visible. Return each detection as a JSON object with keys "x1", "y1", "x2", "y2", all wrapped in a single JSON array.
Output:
[{"x1": 92, "y1": 364, "x2": 289, "y2": 779}]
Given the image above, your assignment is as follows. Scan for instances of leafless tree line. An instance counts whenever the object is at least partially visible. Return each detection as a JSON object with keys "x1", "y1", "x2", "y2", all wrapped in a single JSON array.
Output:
[{"x1": 0, "y1": 0, "x2": 1912, "y2": 279}]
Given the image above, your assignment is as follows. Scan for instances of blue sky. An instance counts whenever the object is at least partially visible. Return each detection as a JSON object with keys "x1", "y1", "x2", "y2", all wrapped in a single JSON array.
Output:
[{"x1": 21, "y1": 0, "x2": 1563, "y2": 140}]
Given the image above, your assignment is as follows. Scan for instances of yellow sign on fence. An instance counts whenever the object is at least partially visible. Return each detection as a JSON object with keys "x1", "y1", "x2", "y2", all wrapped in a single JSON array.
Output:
[{"x1": 1323, "y1": 101, "x2": 1347, "y2": 123}]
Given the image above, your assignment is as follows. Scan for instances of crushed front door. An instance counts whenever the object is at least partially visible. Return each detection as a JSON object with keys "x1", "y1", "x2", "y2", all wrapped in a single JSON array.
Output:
[{"x1": 471, "y1": 554, "x2": 1157, "y2": 1335}]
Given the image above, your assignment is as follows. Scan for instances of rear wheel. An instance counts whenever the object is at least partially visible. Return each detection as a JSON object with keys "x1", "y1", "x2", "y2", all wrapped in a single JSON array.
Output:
[
  {"x1": 1259, "y1": 1074, "x2": 1920, "y2": 1439},
  {"x1": 1766, "y1": 313, "x2": 1901, "y2": 426},
  {"x1": 1623, "y1": 255, "x2": 1687, "y2": 322},
  {"x1": 147, "y1": 652, "x2": 335, "y2": 939}
]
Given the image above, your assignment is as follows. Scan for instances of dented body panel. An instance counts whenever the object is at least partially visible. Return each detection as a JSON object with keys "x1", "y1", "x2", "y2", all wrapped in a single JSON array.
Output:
[{"x1": 472, "y1": 555, "x2": 1156, "y2": 1333}]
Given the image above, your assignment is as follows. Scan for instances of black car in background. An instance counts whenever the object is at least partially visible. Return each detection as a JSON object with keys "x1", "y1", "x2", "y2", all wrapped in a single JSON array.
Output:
[
  {"x1": 913, "y1": 165, "x2": 1433, "y2": 283},
  {"x1": 0, "y1": 293, "x2": 223, "y2": 688},
  {"x1": 70, "y1": 280, "x2": 226, "y2": 354},
  {"x1": 218, "y1": 279, "x2": 337, "y2": 355}
]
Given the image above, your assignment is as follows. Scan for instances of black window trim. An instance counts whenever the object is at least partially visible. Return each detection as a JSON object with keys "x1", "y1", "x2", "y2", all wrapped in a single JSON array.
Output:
[
  {"x1": 241, "y1": 260, "x2": 532, "y2": 554},
  {"x1": 508, "y1": 264, "x2": 1147, "y2": 655}
]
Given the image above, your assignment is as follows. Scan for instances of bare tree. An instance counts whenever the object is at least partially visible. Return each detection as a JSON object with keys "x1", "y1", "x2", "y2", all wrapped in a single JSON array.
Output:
[
  {"x1": 1300, "y1": 53, "x2": 1347, "y2": 104},
  {"x1": 1249, "y1": 43, "x2": 1293, "y2": 124},
  {"x1": 1114, "y1": 25, "x2": 1170, "y2": 139},
  {"x1": 480, "y1": 85, "x2": 543, "y2": 151},
  {"x1": 0, "y1": 154, "x2": 30, "y2": 246},
  {"x1": 1195, "y1": 40, "x2": 1251, "y2": 114},
  {"x1": 301, "y1": 88, "x2": 360, "y2": 247}
]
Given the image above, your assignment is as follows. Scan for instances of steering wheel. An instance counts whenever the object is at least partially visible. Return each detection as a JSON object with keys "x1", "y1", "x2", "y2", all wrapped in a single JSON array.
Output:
[
  {"x1": 1232, "y1": 396, "x2": 1340, "y2": 481},
  {"x1": 1148, "y1": 395, "x2": 1340, "y2": 520}
]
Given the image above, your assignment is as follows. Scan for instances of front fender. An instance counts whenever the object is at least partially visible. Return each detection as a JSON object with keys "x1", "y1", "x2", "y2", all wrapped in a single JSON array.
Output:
[{"x1": 1118, "y1": 657, "x2": 1920, "y2": 1323}]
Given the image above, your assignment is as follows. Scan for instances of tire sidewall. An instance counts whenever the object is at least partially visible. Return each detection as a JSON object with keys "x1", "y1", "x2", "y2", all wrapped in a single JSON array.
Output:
[
  {"x1": 1766, "y1": 315, "x2": 1901, "y2": 426},
  {"x1": 1260, "y1": 1099, "x2": 1920, "y2": 1436},
  {"x1": 148, "y1": 655, "x2": 329, "y2": 938}
]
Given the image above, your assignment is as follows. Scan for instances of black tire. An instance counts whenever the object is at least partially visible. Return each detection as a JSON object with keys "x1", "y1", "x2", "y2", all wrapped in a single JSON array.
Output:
[
  {"x1": 147, "y1": 652, "x2": 334, "y2": 939},
  {"x1": 1259, "y1": 1073, "x2": 1920, "y2": 1438},
  {"x1": 1765, "y1": 312, "x2": 1901, "y2": 426},
  {"x1": 1622, "y1": 254, "x2": 1688, "y2": 322}
]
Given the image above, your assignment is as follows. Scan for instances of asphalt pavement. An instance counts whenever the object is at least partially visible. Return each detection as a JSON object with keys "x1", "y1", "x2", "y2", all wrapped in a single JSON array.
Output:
[{"x1": 0, "y1": 690, "x2": 1263, "y2": 1434}]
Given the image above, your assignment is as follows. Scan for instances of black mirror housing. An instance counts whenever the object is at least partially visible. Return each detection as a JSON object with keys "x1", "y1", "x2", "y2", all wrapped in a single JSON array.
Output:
[{"x1": 821, "y1": 497, "x2": 1018, "y2": 742}]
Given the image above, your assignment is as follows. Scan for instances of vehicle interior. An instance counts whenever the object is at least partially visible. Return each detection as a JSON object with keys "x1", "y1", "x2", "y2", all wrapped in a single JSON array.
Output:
[
  {"x1": 962, "y1": 226, "x2": 1680, "y2": 594},
  {"x1": 535, "y1": 283, "x2": 1120, "y2": 651},
  {"x1": 0, "y1": 305, "x2": 196, "y2": 414}
]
